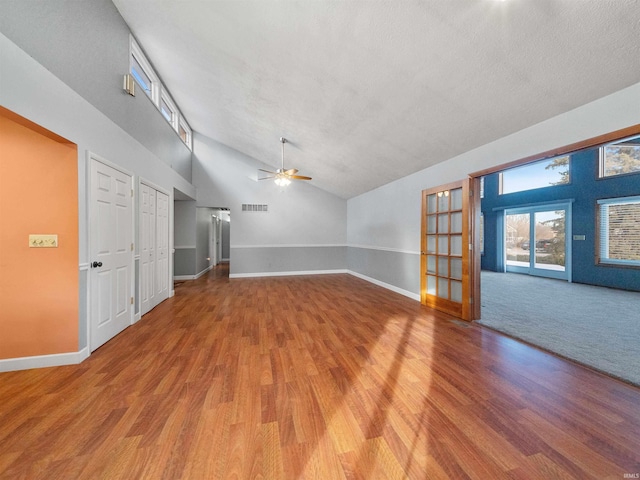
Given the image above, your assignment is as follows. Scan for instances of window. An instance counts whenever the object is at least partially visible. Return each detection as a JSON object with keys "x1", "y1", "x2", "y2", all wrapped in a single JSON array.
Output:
[
  {"x1": 597, "y1": 196, "x2": 640, "y2": 267},
  {"x1": 500, "y1": 155, "x2": 570, "y2": 195},
  {"x1": 129, "y1": 36, "x2": 192, "y2": 150},
  {"x1": 160, "y1": 96, "x2": 174, "y2": 124},
  {"x1": 178, "y1": 119, "x2": 191, "y2": 147},
  {"x1": 599, "y1": 135, "x2": 640, "y2": 178},
  {"x1": 131, "y1": 55, "x2": 152, "y2": 97}
]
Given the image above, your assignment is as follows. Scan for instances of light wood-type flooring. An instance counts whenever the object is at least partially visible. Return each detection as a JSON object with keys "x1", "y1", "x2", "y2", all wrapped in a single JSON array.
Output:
[{"x1": 1, "y1": 264, "x2": 639, "y2": 479}]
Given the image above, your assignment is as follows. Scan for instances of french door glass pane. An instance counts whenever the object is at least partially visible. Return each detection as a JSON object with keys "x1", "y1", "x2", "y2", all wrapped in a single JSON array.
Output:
[
  {"x1": 427, "y1": 194, "x2": 437, "y2": 214},
  {"x1": 427, "y1": 275, "x2": 436, "y2": 295},
  {"x1": 451, "y1": 280, "x2": 462, "y2": 302},
  {"x1": 451, "y1": 188, "x2": 463, "y2": 210},
  {"x1": 438, "y1": 214, "x2": 449, "y2": 233},
  {"x1": 451, "y1": 212, "x2": 462, "y2": 233},
  {"x1": 451, "y1": 235, "x2": 462, "y2": 256},
  {"x1": 427, "y1": 236, "x2": 436, "y2": 253},
  {"x1": 438, "y1": 236, "x2": 448, "y2": 255},
  {"x1": 437, "y1": 278, "x2": 449, "y2": 298},
  {"x1": 438, "y1": 256, "x2": 448, "y2": 277},
  {"x1": 438, "y1": 193, "x2": 449, "y2": 212},
  {"x1": 450, "y1": 257, "x2": 462, "y2": 279},
  {"x1": 427, "y1": 255, "x2": 436, "y2": 274},
  {"x1": 427, "y1": 216, "x2": 436, "y2": 233}
]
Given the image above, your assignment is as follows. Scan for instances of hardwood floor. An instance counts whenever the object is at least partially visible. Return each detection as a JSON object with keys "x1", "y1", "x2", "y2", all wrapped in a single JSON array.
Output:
[{"x1": 1, "y1": 264, "x2": 639, "y2": 479}]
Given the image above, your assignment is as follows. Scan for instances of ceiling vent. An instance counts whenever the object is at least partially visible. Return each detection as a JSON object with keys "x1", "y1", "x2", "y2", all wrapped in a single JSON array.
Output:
[{"x1": 242, "y1": 204, "x2": 268, "y2": 212}]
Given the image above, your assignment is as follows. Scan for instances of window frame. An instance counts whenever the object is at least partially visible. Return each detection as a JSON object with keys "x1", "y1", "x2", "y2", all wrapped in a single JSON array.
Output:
[
  {"x1": 129, "y1": 36, "x2": 192, "y2": 151},
  {"x1": 598, "y1": 135, "x2": 640, "y2": 179},
  {"x1": 596, "y1": 195, "x2": 640, "y2": 268}
]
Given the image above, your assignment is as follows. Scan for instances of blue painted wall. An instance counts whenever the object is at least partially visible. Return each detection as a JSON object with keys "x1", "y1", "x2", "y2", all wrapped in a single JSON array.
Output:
[{"x1": 481, "y1": 146, "x2": 640, "y2": 291}]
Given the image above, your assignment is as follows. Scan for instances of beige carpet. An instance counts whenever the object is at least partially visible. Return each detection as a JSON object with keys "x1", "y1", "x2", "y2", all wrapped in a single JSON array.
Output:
[{"x1": 479, "y1": 271, "x2": 640, "y2": 386}]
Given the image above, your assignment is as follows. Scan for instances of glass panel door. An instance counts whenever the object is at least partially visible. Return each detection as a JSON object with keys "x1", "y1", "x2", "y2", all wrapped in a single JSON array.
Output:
[
  {"x1": 421, "y1": 179, "x2": 476, "y2": 320},
  {"x1": 504, "y1": 204, "x2": 570, "y2": 280}
]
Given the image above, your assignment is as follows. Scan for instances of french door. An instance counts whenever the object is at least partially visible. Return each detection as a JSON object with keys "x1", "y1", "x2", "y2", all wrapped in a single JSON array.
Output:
[
  {"x1": 421, "y1": 179, "x2": 479, "y2": 321},
  {"x1": 504, "y1": 203, "x2": 571, "y2": 281}
]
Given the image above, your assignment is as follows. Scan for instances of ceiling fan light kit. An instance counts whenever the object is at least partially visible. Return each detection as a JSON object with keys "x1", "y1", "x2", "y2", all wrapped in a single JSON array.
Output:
[{"x1": 259, "y1": 137, "x2": 312, "y2": 187}]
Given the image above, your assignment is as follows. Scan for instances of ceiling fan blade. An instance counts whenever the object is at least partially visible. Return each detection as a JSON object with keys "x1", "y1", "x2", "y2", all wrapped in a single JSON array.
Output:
[
  {"x1": 258, "y1": 168, "x2": 277, "y2": 174},
  {"x1": 284, "y1": 168, "x2": 298, "y2": 175},
  {"x1": 288, "y1": 175, "x2": 312, "y2": 180}
]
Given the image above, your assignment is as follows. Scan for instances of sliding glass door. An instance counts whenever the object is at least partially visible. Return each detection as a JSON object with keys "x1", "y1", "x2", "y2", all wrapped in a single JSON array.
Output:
[{"x1": 504, "y1": 203, "x2": 571, "y2": 280}]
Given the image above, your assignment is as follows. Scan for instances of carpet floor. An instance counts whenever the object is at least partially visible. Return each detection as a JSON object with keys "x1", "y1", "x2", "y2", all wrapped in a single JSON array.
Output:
[{"x1": 479, "y1": 271, "x2": 640, "y2": 386}]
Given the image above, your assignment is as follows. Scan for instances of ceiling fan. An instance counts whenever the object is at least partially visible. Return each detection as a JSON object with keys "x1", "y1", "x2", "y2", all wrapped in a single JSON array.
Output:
[{"x1": 259, "y1": 137, "x2": 312, "y2": 186}]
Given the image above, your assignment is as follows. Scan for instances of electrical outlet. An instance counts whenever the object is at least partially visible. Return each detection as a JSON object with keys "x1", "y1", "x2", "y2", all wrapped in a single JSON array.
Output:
[{"x1": 29, "y1": 234, "x2": 58, "y2": 248}]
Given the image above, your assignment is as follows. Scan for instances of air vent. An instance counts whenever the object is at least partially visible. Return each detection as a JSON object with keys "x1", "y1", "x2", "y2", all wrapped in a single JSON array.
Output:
[{"x1": 242, "y1": 204, "x2": 268, "y2": 212}]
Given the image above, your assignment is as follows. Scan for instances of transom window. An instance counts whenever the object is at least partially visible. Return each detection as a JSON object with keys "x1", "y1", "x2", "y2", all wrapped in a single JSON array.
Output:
[
  {"x1": 597, "y1": 196, "x2": 640, "y2": 267},
  {"x1": 499, "y1": 155, "x2": 570, "y2": 195},
  {"x1": 129, "y1": 36, "x2": 192, "y2": 150},
  {"x1": 599, "y1": 135, "x2": 640, "y2": 178}
]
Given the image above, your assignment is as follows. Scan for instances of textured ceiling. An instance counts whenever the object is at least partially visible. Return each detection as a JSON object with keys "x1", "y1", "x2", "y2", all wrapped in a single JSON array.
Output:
[{"x1": 113, "y1": 0, "x2": 640, "y2": 199}]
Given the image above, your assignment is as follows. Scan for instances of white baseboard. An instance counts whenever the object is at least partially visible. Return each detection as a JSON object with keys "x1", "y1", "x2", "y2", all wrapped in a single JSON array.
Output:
[
  {"x1": 0, "y1": 347, "x2": 90, "y2": 373},
  {"x1": 173, "y1": 275, "x2": 195, "y2": 281},
  {"x1": 173, "y1": 265, "x2": 212, "y2": 282},
  {"x1": 230, "y1": 269, "x2": 348, "y2": 279},
  {"x1": 347, "y1": 270, "x2": 420, "y2": 301}
]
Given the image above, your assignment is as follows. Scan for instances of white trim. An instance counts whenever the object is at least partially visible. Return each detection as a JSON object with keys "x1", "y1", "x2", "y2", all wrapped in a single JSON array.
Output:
[
  {"x1": 0, "y1": 348, "x2": 90, "y2": 373},
  {"x1": 230, "y1": 269, "x2": 348, "y2": 278},
  {"x1": 348, "y1": 244, "x2": 420, "y2": 255},
  {"x1": 173, "y1": 275, "x2": 196, "y2": 281},
  {"x1": 347, "y1": 270, "x2": 420, "y2": 301},
  {"x1": 231, "y1": 244, "x2": 347, "y2": 249}
]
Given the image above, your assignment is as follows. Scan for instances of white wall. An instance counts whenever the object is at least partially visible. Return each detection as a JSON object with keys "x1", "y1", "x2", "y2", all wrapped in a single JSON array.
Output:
[{"x1": 347, "y1": 82, "x2": 640, "y2": 295}]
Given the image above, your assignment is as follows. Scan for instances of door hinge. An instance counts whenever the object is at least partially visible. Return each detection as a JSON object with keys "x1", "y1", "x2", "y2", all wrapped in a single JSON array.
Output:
[
  {"x1": 131, "y1": 189, "x2": 134, "y2": 198},
  {"x1": 131, "y1": 243, "x2": 134, "y2": 251},
  {"x1": 469, "y1": 189, "x2": 474, "y2": 197},
  {"x1": 130, "y1": 297, "x2": 134, "y2": 305},
  {"x1": 469, "y1": 243, "x2": 473, "y2": 250},
  {"x1": 469, "y1": 297, "x2": 473, "y2": 304}
]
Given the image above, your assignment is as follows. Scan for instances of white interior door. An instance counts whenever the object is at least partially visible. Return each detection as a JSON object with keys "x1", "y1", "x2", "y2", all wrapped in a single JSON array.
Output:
[
  {"x1": 90, "y1": 158, "x2": 133, "y2": 351},
  {"x1": 140, "y1": 184, "x2": 169, "y2": 316},
  {"x1": 155, "y1": 190, "x2": 169, "y2": 302},
  {"x1": 140, "y1": 184, "x2": 153, "y2": 315}
]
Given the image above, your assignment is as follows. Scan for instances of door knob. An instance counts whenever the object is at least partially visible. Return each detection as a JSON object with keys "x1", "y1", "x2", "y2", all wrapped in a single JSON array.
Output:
[{"x1": 92, "y1": 261, "x2": 103, "y2": 268}]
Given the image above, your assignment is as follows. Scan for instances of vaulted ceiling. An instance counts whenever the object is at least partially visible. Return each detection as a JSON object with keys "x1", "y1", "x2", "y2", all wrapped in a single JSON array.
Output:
[{"x1": 113, "y1": 0, "x2": 640, "y2": 199}]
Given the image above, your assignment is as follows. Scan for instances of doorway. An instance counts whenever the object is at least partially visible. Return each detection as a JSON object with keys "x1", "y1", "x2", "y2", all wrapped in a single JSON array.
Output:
[{"x1": 504, "y1": 203, "x2": 571, "y2": 281}]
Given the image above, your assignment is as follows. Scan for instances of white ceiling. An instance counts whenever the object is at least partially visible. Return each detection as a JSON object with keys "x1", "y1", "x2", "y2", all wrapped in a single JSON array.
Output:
[{"x1": 113, "y1": 0, "x2": 640, "y2": 199}]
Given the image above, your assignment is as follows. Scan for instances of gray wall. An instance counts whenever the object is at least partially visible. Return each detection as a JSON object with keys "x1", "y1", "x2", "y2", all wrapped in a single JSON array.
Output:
[
  {"x1": 0, "y1": 0, "x2": 192, "y2": 182},
  {"x1": 222, "y1": 220, "x2": 231, "y2": 261},
  {"x1": 195, "y1": 207, "x2": 215, "y2": 275},
  {"x1": 174, "y1": 200, "x2": 197, "y2": 277}
]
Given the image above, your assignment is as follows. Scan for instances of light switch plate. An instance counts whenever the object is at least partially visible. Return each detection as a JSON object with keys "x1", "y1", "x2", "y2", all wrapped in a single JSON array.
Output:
[{"x1": 29, "y1": 234, "x2": 58, "y2": 248}]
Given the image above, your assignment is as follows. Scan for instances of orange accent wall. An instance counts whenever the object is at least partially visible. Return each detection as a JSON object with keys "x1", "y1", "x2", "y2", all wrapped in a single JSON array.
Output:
[{"x1": 0, "y1": 107, "x2": 79, "y2": 359}]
